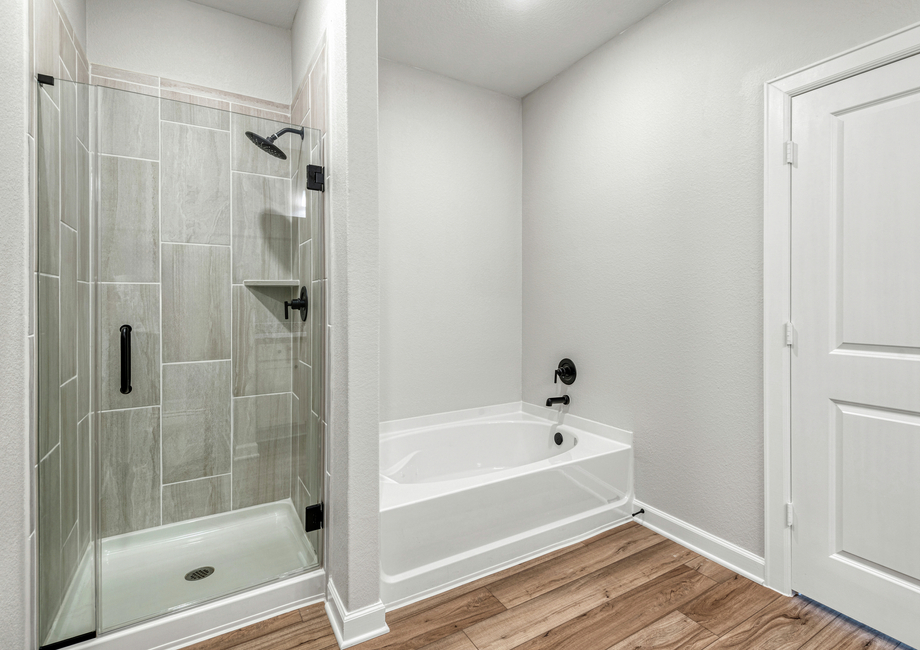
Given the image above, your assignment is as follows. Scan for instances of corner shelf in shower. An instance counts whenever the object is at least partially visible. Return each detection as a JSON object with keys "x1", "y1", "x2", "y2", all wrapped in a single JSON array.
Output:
[{"x1": 243, "y1": 280, "x2": 301, "y2": 287}]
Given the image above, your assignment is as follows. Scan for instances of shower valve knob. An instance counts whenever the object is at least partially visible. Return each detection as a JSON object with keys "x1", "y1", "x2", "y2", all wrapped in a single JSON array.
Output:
[
  {"x1": 284, "y1": 286, "x2": 309, "y2": 322},
  {"x1": 554, "y1": 358, "x2": 577, "y2": 385}
]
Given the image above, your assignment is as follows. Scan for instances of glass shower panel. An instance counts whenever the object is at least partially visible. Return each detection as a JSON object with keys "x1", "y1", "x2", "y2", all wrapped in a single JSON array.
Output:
[
  {"x1": 91, "y1": 83, "x2": 325, "y2": 633},
  {"x1": 36, "y1": 78, "x2": 96, "y2": 648},
  {"x1": 36, "y1": 76, "x2": 325, "y2": 644}
]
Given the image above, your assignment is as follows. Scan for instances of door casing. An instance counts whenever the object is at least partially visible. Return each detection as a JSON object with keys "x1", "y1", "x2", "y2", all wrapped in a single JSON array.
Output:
[{"x1": 763, "y1": 19, "x2": 920, "y2": 596}]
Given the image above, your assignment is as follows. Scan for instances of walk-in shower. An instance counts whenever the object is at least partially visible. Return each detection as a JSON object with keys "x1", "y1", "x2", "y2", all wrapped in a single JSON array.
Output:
[{"x1": 36, "y1": 77, "x2": 326, "y2": 648}]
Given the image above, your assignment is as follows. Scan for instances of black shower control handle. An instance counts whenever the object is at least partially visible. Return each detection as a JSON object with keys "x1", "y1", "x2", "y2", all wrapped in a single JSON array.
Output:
[
  {"x1": 120, "y1": 325, "x2": 132, "y2": 395},
  {"x1": 554, "y1": 358, "x2": 577, "y2": 385},
  {"x1": 284, "y1": 286, "x2": 309, "y2": 322}
]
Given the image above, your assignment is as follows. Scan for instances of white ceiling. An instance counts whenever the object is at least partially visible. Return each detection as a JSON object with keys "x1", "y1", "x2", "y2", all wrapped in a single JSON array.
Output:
[
  {"x1": 186, "y1": 0, "x2": 301, "y2": 28},
  {"x1": 379, "y1": 0, "x2": 672, "y2": 98}
]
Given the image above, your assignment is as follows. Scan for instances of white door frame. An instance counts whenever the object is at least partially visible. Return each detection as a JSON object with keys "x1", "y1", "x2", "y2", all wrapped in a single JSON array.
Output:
[{"x1": 763, "y1": 20, "x2": 920, "y2": 596}]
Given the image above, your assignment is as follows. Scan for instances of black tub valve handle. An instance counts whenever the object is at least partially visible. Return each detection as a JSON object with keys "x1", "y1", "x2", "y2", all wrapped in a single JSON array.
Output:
[
  {"x1": 554, "y1": 358, "x2": 577, "y2": 385},
  {"x1": 284, "y1": 286, "x2": 309, "y2": 322}
]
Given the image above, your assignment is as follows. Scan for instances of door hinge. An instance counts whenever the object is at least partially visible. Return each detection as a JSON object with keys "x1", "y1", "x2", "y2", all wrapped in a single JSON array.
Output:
[
  {"x1": 307, "y1": 165, "x2": 325, "y2": 192},
  {"x1": 784, "y1": 141, "x2": 797, "y2": 165},
  {"x1": 305, "y1": 503, "x2": 324, "y2": 533},
  {"x1": 785, "y1": 322, "x2": 795, "y2": 347},
  {"x1": 786, "y1": 502, "x2": 794, "y2": 527}
]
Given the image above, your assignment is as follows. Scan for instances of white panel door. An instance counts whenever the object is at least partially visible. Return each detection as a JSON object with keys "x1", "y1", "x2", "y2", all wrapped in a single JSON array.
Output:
[{"x1": 792, "y1": 53, "x2": 920, "y2": 648}]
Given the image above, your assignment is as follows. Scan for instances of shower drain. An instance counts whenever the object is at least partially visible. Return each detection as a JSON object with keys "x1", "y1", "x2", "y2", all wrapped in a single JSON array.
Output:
[{"x1": 184, "y1": 566, "x2": 215, "y2": 581}]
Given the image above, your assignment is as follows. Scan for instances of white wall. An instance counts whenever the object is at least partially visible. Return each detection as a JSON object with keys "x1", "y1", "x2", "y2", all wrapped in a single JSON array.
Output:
[
  {"x1": 522, "y1": 0, "x2": 920, "y2": 556},
  {"x1": 378, "y1": 60, "x2": 523, "y2": 422},
  {"x1": 292, "y1": 0, "x2": 333, "y2": 96},
  {"x1": 86, "y1": 0, "x2": 293, "y2": 104},
  {"x1": 0, "y1": 0, "x2": 31, "y2": 645}
]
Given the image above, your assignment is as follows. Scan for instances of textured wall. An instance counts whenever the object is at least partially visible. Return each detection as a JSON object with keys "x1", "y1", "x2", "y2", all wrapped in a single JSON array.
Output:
[
  {"x1": 86, "y1": 0, "x2": 293, "y2": 104},
  {"x1": 378, "y1": 60, "x2": 523, "y2": 422},
  {"x1": 522, "y1": 0, "x2": 920, "y2": 556},
  {"x1": 0, "y1": 0, "x2": 30, "y2": 645}
]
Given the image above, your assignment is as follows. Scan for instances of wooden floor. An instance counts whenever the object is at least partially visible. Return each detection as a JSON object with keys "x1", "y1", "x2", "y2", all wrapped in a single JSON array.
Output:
[{"x1": 185, "y1": 522, "x2": 911, "y2": 650}]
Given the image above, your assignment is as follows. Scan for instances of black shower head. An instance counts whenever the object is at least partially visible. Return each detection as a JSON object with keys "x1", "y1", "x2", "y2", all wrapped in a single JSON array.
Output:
[
  {"x1": 246, "y1": 131, "x2": 287, "y2": 159},
  {"x1": 245, "y1": 126, "x2": 305, "y2": 160}
]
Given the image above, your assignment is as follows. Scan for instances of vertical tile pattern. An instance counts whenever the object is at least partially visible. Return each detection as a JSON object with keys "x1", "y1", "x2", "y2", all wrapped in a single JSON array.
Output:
[
  {"x1": 38, "y1": 274, "x2": 59, "y2": 457},
  {"x1": 78, "y1": 416, "x2": 91, "y2": 550},
  {"x1": 97, "y1": 156, "x2": 159, "y2": 282},
  {"x1": 38, "y1": 88, "x2": 59, "y2": 275},
  {"x1": 77, "y1": 145, "x2": 90, "y2": 281},
  {"x1": 98, "y1": 407, "x2": 161, "y2": 537},
  {"x1": 60, "y1": 81, "x2": 78, "y2": 228},
  {"x1": 311, "y1": 281, "x2": 325, "y2": 419},
  {"x1": 232, "y1": 286, "x2": 292, "y2": 396},
  {"x1": 59, "y1": 224, "x2": 77, "y2": 382},
  {"x1": 232, "y1": 394, "x2": 292, "y2": 509},
  {"x1": 98, "y1": 283, "x2": 160, "y2": 410},
  {"x1": 161, "y1": 122, "x2": 231, "y2": 245},
  {"x1": 162, "y1": 475, "x2": 231, "y2": 525},
  {"x1": 77, "y1": 281, "x2": 90, "y2": 419},
  {"x1": 232, "y1": 172, "x2": 292, "y2": 283},
  {"x1": 38, "y1": 446, "x2": 62, "y2": 637},
  {"x1": 60, "y1": 378, "x2": 79, "y2": 538},
  {"x1": 162, "y1": 361, "x2": 231, "y2": 483},
  {"x1": 162, "y1": 244, "x2": 231, "y2": 362},
  {"x1": 97, "y1": 86, "x2": 159, "y2": 159}
]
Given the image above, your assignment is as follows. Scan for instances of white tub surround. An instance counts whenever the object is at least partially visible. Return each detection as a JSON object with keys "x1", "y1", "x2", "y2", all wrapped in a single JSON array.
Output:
[{"x1": 379, "y1": 403, "x2": 633, "y2": 607}]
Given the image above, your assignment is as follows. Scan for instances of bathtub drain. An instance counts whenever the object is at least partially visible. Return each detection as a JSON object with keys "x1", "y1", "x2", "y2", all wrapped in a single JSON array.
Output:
[{"x1": 184, "y1": 566, "x2": 215, "y2": 581}]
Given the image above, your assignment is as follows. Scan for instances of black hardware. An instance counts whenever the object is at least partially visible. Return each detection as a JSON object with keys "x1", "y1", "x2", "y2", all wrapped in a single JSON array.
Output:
[
  {"x1": 546, "y1": 395, "x2": 570, "y2": 407},
  {"x1": 632, "y1": 508, "x2": 646, "y2": 517},
  {"x1": 39, "y1": 630, "x2": 96, "y2": 650},
  {"x1": 37, "y1": 74, "x2": 55, "y2": 86},
  {"x1": 553, "y1": 432, "x2": 564, "y2": 445},
  {"x1": 284, "y1": 286, "x2": 309, "y2": 321},
  {"x1": 305, "y1": 503, "x2": 324, "y2": 533},
  {"x1": 307, "y1": 164, "x2": 325, "y2": 192},
  {"x1": 554, "y1": 358, "x2": 577, "y2": 385},
  {"x1": 120, "y1": 325, "x2": 132, "y2": 395}
]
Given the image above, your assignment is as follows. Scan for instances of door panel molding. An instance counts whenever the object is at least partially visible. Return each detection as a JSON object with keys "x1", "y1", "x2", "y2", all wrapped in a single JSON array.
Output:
[{"x1": 763, "y1": 19, "x2": 920, "y2": 596}]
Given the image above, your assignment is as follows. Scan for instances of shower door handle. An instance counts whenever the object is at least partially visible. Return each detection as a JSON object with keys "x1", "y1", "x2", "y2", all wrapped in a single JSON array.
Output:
[{"x1": 120, "y1": 325, "x2": 132, "y2": 395}]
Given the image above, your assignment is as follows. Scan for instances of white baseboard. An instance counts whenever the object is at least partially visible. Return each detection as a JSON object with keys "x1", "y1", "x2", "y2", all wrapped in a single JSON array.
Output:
[
  {"x1": 633, "y1": 500, "x2": 765, "y2": 584},
  {"x1": 325, "y1": 579, "x2": 389, "y2": 649}
]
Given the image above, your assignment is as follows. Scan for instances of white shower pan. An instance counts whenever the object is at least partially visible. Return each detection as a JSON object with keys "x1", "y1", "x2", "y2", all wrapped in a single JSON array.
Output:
[{"x1": 379, "y1": 402, "x2": 633, "y2": 607}]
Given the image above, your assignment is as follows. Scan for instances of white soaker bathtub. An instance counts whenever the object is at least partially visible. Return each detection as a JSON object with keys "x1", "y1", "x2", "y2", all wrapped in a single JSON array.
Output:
[{"x1": 380, "y1": 402, "x2": 633, "y2": 607}]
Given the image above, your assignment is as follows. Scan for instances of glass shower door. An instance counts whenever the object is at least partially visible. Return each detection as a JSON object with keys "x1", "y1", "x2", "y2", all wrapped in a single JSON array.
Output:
[
  {"x1": 36, "y1": 77, "x2": 96, "y2": 649},
  {"x1": 36, "y1": 76, "x2": 326, "y2": 644}
]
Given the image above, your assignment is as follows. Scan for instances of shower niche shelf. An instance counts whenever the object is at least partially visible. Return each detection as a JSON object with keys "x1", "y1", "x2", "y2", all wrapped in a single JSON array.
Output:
[{"x1": 243, "y1": 280, "x2": 301, "y2": 288}]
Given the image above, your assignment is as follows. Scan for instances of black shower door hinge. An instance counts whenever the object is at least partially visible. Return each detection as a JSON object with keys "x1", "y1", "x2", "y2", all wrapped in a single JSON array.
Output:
[
  {"x1": 37, "y1": 74, "x2": 55, "y2": 86},
  {"x1": 307, "y1": 165, "x2": 325, "y2": 192},
  {"x1": 305, "y1": 502, "x2": 324, "y2": 533}
]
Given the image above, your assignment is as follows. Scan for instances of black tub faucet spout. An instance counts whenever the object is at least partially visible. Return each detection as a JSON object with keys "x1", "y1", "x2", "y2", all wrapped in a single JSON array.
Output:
[{"x1": 546, "y1": 395, "x2": 570, "y2": 407}]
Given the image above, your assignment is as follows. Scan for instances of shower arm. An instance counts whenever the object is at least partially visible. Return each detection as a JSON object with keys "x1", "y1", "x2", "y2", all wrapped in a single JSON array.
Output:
[{"x1": 268, "y1": 126, "x2": 305, "y2": 143}]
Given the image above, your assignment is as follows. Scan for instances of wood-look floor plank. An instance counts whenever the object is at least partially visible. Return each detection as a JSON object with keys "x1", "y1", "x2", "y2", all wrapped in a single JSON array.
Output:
[
  {"x1": 678, "y1": 573, "x2": 781, "y2": 636},
  {"x1": 797, "y1": 616, "x2": 902, "y2": 650},
  {"x1": 702, "y1": 596, "x2": 836, "y2": 650},
  {"x1": 487, "y1": 523, "x2": 664, "y2": 608},
  {"x1": 509, "y1": 565, "x2": 717, "y2": 650},
  {"x1": 294, "y1": 602, "x2": 338, "y2": 649},
  {"x1": 225, "y1": 620, "x2": 340, "y2": 650},
  {"x1": 606, "y1": 610, "x2": 717, "y2": 650},
  {"x1": 355, "y1": 587, "x2": 504, "y2": 650},
  {"x1": 386, "y1": 543, "x2": 584, "y2": 626},
  {"x1": 684, "y1": 556, "x2": 737, "y2": 584},
  {"x1": 414, "y1": 631, "x2": 478, "y2": 650},
  {"x1": 464, "y1": 539, "x2": 698, "y2": 650},
  {"x1": 183, "y1": 611, "x2": 303, "y2": 650}
]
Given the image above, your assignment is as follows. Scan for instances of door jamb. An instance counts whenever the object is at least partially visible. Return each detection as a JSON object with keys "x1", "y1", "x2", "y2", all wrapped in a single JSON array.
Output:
[{"x1": 763, "y1": 20, "x2": 920, "y2": 595}]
